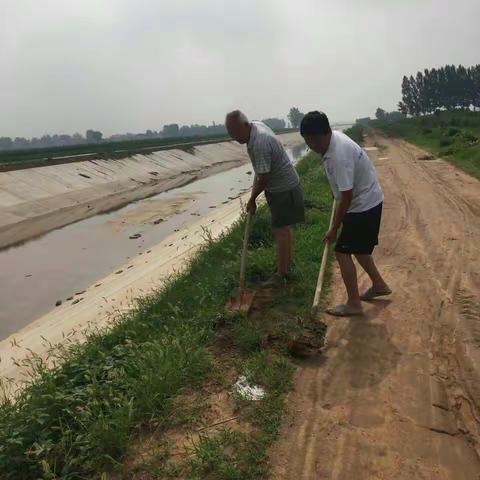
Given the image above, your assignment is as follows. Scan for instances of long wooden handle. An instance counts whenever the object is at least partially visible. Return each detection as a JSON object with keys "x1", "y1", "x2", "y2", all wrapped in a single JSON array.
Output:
[
  {"x1": 312, "y1": 199, "x2": 337, "y2": 310},
  {"x1": 239, "y1": 212, "x2": 252, "y2": 293}
]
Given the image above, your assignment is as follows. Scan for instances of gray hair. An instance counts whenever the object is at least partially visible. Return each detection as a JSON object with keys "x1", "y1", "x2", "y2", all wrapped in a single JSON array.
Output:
[{"x1": 225, "y1": 110, "x2": 249, "y2": 126}]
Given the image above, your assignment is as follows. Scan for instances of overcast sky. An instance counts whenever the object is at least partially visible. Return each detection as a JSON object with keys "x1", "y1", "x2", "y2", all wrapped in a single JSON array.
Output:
[{"x1": 1, "y1": 0, "x2": 479, "y2": 138}]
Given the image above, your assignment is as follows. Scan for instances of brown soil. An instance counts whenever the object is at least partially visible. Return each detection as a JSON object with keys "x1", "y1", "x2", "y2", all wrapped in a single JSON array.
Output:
[{"x1": 270, "y1": 135, "x2": 480, "y2": 479}]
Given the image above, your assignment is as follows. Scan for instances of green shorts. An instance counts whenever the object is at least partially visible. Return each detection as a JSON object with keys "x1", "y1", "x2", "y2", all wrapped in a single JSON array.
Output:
[{"x1": 264, "y1": 184, "x2": 305, "y2": 229}]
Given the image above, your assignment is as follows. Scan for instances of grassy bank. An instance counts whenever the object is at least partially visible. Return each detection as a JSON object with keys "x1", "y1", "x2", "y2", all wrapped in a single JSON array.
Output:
[
  {"x1": 371, "y1": 110, "x2": 480, "y2": 178},
  {"x1": 0, "y1": 152, "x2": 332, "y2": 479},
  {"x1": 343, "y1": 124, "x2": 366, "y2": 145},
  {"x1": 0, "y1": 129, "x2": 297, "y2": 168}
]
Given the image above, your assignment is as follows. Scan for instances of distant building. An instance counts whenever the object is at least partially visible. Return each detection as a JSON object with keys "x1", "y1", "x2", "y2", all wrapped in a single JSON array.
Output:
[
  {"x1": 86, "y1": 129, "x2": 103, "y2": 143},
  {"x1": 356, "y1": 117, "x2": 371, "y2": 124}
]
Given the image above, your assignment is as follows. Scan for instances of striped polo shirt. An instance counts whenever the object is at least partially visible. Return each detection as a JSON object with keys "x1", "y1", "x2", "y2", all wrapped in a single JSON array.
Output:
[{"x1": 247, "y1": 121, "x2": 300, "y2": 193}]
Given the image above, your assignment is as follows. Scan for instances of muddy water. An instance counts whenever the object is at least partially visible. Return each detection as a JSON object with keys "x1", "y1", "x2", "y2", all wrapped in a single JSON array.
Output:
[{"x1": 0, "y1": 145, "x2": 307, "y2": 339}]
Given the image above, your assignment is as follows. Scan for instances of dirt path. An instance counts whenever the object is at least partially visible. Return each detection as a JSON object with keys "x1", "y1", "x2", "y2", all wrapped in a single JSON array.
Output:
[{"x1": 271, "y1": 135, "x2": 480, "y2": 479}]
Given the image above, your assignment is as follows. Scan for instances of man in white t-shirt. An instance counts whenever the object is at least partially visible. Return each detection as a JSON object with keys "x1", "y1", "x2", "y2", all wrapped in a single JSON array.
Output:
[{"x1": 300, "y1": 111, "x2": 391, "y2": 316}]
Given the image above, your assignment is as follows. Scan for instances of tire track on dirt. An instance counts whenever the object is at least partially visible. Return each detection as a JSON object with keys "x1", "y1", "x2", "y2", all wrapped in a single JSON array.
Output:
[
  {"x1": 390, "y1": 138, "x2": 480, "y2": 457},
  {"x1": 270, "y1": 135, "x2": 480, "y2": 479}
]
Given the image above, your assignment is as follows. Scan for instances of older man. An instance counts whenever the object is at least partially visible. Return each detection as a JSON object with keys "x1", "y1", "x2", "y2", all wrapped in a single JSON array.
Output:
[{"x1": 226, "y1": 110, "x2": 305, "y2": 285}]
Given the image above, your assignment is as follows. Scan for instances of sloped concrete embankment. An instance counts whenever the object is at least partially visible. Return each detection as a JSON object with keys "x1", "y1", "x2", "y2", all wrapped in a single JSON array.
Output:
[{"x1": 0, "y1": 133, "x2": 302, "y2": 249}]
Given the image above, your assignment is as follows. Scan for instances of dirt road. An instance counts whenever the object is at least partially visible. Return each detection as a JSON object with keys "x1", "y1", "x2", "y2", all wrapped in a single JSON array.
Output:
[{"x1": 271, "y1": 135, "x2": 480, "y2": 479}]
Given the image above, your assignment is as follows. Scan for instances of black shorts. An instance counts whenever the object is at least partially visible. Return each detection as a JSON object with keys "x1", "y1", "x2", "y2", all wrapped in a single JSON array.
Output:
[
  {"x1": 264, "y1": 184, "x2": 305, "y2": 229},
  {"x1": 335, "y1": 202, "x2": 383, "y2": 255}
]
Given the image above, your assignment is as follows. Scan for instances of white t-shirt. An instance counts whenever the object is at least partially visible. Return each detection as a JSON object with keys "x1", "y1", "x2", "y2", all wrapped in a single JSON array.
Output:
[{"x1": 323, "y1": 131, "x2": 383, "y2": 213}]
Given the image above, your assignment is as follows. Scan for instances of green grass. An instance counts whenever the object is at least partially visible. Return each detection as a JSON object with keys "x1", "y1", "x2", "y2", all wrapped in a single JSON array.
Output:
[
  {"x1": 371, "y1": 110, "x2": 480, "y2": 179},
  {"x1": 0, "y1": 152, "x2": 332, "y2": 479},
  {"x1": 0, "y1": 129, "x2": 297, "y2": 168},
  {"x1": 343, "y1": 123, "x2": 365, "y2": 145}
]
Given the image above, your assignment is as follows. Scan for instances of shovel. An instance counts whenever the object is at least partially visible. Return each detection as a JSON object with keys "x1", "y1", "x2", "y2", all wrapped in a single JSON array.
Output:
[
  {"x1": 225, "y1": 212, "x2": 255, "y2": 313},
  {"x1": 312, "y1": 199, "x2": 337, "y2": 313}
]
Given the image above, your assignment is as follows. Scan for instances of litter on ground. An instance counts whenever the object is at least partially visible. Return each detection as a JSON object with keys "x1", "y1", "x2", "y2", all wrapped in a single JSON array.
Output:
[{"x1": 233, "y1": 375, "x2": 265, "y2": 401}]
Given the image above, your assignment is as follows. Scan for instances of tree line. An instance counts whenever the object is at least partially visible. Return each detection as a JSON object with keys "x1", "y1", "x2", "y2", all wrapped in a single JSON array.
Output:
[
  {"x1": 398, "y1": 64, "x2": 480, "y2": 116},
  {"x1": 0, "y1": 117, "x2": 290, "y2": 152},
  {"x1": 374, "y1": 108, "x2": 405, "y2": 122}
]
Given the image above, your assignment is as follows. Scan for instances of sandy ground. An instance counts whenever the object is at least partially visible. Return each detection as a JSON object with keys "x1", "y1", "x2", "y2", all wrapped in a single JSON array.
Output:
[
  {"x1": 0, "y1": 193, "x2": 249, "y2": 395},
  {"x1": 107, "y1": 193, "x2": 195, "y2": 231},
  {"x1": 270, "y1": 135, "x2": 480, "y2": 479}
]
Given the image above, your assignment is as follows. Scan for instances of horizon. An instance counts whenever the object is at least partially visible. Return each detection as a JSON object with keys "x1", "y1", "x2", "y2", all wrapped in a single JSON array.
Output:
[{"x1": 0, "y1": 112, "x2": 355, "y2": 144}]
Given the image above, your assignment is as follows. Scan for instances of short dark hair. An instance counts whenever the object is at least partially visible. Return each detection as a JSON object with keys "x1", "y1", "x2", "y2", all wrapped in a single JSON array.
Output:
[{"x1": 300, "y1": 111, "x2": 331, "y2": 136}]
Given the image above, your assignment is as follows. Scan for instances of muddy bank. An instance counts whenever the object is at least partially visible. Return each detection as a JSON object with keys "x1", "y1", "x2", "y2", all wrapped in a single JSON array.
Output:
[{"x1": 0, "y1": 132, "x2": 303, "y2": 249}]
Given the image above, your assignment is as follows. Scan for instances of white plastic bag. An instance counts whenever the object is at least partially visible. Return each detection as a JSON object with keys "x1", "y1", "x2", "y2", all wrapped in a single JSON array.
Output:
[{"x1": 233, "y1": 375, "x2": 265, "y2": 401}]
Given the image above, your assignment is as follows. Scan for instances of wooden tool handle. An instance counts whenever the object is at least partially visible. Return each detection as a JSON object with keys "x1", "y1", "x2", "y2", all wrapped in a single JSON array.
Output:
[
  {"x1": 312, "y1": 199, "x2": 337, "y2": 310},
  {"x1": 239, "y1": 212, "x2": 252, "y2": 293}
]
